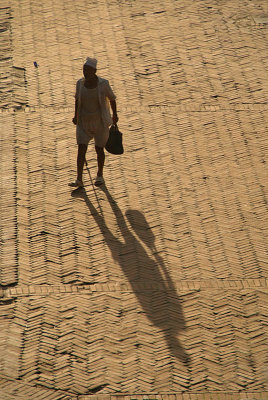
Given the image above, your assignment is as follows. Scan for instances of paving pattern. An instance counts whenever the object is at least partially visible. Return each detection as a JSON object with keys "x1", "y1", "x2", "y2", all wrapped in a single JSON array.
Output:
[{"x1": 0, "y1": 0, "x2": 267, "y2": 399}]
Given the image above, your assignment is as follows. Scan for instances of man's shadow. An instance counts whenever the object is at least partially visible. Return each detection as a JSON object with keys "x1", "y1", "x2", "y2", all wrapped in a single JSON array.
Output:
[{"x1": 72, "y1": 186, "x2": 190, "y2": 364}]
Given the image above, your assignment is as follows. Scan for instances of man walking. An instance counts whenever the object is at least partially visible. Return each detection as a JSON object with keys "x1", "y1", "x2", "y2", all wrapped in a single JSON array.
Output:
[{"x1": 69, "y1": 57, "x2": 118, "y2": 187}]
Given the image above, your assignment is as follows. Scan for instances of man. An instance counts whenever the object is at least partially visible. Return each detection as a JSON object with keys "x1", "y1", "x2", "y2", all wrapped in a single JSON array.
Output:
[{"x1": 69, "y1": 57, "x2": 118, "y2": 187}]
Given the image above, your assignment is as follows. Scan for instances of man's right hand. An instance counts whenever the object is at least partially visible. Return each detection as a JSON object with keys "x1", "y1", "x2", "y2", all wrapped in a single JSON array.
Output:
[{"x1": 72, "y1": 116, "x2": 77, "y2": 125}]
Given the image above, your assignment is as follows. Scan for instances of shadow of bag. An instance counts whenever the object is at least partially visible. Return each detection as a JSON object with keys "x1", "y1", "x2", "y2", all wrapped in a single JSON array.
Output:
[{"x1": 105, "y1": 124, "x2": 124, "y2": 155}]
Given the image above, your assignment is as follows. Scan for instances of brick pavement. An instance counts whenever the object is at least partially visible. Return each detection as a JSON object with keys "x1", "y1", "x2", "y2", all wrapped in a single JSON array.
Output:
[{"x1": 0, "y1": 0, "x2": 267, "y2": 399}]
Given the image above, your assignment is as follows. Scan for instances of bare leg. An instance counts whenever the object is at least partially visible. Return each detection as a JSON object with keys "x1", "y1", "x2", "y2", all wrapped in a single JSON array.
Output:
[
  {"x1": 77, "y1": 144, "x2": 88, "y2": 182},
  {"x1": 95, "y1": 146, "x2": 105, "y2": 177}
]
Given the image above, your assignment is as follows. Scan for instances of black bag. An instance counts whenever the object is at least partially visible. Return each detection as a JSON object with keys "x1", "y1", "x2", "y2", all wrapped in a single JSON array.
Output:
[{"x1": 105, "y1": 124, "x2": 124, "y2": 155}]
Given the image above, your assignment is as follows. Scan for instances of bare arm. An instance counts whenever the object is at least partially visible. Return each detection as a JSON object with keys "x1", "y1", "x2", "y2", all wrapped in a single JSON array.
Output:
[
  {"x1": 73, "y1": 80, "x2": 79, "y2": 124},
  {"x1": 110, "y1": 99, "x2": 118, "y2": 124},
  {"x1": 110, "y1": 99, "x2": 117, "y2": 115},
  {"x1": 73, "y1": 99, "x2": 78, "y2": 124},
  {"x1": 74, "y1": 99, "x2": 78, "y2": 117}
]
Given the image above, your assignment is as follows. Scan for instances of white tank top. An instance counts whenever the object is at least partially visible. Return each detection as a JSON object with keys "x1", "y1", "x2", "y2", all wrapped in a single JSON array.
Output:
[{"x1": 80, "y1": 85, "x2": 100, "y2": 114}]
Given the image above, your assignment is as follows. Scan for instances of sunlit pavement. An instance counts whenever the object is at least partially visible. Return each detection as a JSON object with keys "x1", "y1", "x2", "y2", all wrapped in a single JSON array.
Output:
[{"x1": 0, "y1": 0, "x2": 267, "y2": 399}]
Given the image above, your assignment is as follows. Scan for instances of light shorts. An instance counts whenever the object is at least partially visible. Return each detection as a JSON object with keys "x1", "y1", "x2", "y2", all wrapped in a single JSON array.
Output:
[{"x1": 76, "y1": 113, "x2": 109, "y2": 148}]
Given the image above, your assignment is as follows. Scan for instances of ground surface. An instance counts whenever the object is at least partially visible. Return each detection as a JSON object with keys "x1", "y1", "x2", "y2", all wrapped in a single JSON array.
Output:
[{"x1": 0, "y1": 0, "x2": 267, "y2": 399}]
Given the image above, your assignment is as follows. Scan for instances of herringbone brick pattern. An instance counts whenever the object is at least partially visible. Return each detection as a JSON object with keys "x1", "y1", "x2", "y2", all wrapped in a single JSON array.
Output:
[{"x1": 0, "y1": 0, "x2": 267, "y2": 399}]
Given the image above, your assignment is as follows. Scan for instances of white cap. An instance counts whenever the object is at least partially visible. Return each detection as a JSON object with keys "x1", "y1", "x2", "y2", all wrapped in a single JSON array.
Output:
[{"x1": 84, "y1": 57, "x2": 97, "y2": 69}]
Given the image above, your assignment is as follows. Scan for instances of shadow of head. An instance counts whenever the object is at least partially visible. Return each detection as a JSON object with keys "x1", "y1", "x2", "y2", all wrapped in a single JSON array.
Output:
[{"x1": 125, "y1": 209, "x2": 155, "y2": 250}]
